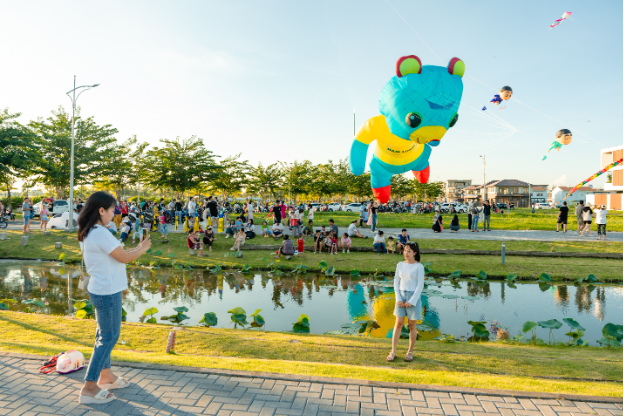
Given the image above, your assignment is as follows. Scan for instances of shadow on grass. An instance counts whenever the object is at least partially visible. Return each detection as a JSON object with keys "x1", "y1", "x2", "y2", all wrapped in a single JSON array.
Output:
[{"x1": 0, "y1": 315, "x2": 92, "y2": 347}]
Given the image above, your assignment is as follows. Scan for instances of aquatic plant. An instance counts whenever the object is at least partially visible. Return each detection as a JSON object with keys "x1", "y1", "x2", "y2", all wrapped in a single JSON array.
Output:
[
  {"x1": 522, "y1": 321, "x2": 538, "y2": 343},
  {"x1": 142, "y1": 307, "x2": 159, "y2": 324},
  {"x1": 240, "y1": 264, "x2": 252, "y2": 274},
  {"x1": 357, "y1": 320, "x2": 380, "y2": 336},
  {"x1": 537, "y1": 319, "x2": 562, "y2": 345},
  {"x1": 350, "y1": 269, "x2": 361, "y2": 277},
  {"x1": 250, "y1": 309, "x2": 265, "y2": 328},
  {"x1": 598, "y1": 323, "x2": 623, "y2": 347},
  {"x1": 291, "y1": 264, "x2": 308, "y2": 275},
  {"x1": 73, "y1": 300, "x2": 94, "y2": 319},
  {"x1": 160, "y1": 306, "x2": 190, "y2": 324},
  {"x1": 293, "y1": 314, "x2": 310, "y2": 333},
  {"x1": 467, "y1": 320, "x2": 489, "y2": 341},
  {"x1": 575, "y1": 274, "x2": 599, "y2": 285},
  {"x1": 506, "y1": 273, "x2": 518, "y2": 282},
  {"x1": 228, "y1": 307, "x2": 248, "y2": 328},
  {"x1": 0, "y1": 298, "x2": 16, "y2": 310},
  {"x1": 199, "y1": 312, "x2": 218, "y2": 327}
]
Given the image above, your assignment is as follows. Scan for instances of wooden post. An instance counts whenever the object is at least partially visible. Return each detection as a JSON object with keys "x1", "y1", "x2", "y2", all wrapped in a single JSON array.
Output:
[
  {"x1": 55, "y1": 242, "x2": 63, "y2": 249},
  {"x1": 20, "y1": 236, "x2": 29, "y2": 246}
]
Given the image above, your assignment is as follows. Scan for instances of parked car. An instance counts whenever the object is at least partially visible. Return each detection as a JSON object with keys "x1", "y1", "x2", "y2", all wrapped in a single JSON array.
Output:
[
  {"x1": 453, "y1": 203, "x2": 468, "y2": 213},
  {"x1": 49, "y1": 212, "x2": 117, "y2": 233},
  {"x1": 308, "y1": 203, "x2": 321, "y2": 211},
  {"x1": 34, "y1": 199, "x2": 70, "y2": 218},
  {"x1": 343, "y1": 203, "x2": 362, "y2": 212},
  {"x1": 496, "y1": 203, "x2": 508, "y2": 210},
  {"x1": 326, "y1": 203, "x2": 342, "y2": 212},
  {"x1": 535, "y1": 203, "x2": 554, "y2": 210}
]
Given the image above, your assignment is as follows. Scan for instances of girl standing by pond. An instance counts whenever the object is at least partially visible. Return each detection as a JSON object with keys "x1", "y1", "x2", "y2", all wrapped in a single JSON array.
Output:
[
  {"x1": 77, "y1": 191, "x2": 152, "y2": 404},
  {"x1": 387, "y1": 242, "x2": 424, "y2": 363}
]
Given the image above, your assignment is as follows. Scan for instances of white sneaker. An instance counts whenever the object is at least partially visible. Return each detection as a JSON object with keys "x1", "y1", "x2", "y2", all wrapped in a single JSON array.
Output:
[
  {"x1": 225, "y1": 235, "x2": 230, "y2": 238},
  {"x1": 313, "y1": 251, "x2": 316, "y2": 254},
  {"x1": 347, "y1": 250, "x2": 350, "y2": 253},
  {"x1": 230, "y1": 247, "x2": 235, "y2": 250},
  {"x1": 342, "y1": 250, "x2": 345, "y2": 253}
]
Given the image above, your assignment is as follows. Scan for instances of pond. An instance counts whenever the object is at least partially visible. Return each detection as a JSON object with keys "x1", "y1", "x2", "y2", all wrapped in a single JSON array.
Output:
[{"x1": 0, "y1": 260, "x2": 621, "y2": 345}]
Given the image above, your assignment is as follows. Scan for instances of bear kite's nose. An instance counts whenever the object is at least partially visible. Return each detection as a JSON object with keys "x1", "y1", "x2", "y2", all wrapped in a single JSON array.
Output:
[{"x1": 409, "y1": 125, "x2": 447, "y2": 144}]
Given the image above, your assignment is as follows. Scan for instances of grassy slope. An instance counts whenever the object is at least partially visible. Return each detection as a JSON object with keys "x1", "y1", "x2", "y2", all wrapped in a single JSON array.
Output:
[
  {"x1": 311, "y1": 208, "x2": 624, "y2": 231},
  {"x1": 0, "y1": 230, "x2": 622, "y2": 281},
  {"x1": 0, "y1": 312, "x2": 620, "y2": 397}
]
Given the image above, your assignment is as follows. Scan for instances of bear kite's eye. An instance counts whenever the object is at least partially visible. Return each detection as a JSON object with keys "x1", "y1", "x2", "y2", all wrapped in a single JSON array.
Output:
[
  {"x1": 449, "y1": 113, "x2": 459, "y2": 128},
  {"x1": 405, "y1": 112, "x2": 422, "y2": 128}
]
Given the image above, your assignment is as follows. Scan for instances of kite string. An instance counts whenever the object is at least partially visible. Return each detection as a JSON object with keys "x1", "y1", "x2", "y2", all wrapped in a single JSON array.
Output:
[{"x1": 384, "y1": 0, "x2": 444, "y2": 65}]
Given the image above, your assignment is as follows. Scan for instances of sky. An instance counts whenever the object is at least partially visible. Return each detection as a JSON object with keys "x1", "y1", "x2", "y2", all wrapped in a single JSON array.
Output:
[{"x1": 1, "y1": 1, "x2": 622, "y2": 191}]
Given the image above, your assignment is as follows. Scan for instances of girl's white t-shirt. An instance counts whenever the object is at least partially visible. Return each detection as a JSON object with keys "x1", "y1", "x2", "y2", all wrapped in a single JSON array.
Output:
[
  {"x1": 595, "y1": 209, "x2": 607, "y2": 224},
  {"x1": 394, "y1": 261, "x2": 425, "y2": 305},
  {"x1": 80, "y1": 224, "x2": 127, "y2": 295},
  {"x1": 307, "y1": 208, "x2": 314, "y2": 220}
]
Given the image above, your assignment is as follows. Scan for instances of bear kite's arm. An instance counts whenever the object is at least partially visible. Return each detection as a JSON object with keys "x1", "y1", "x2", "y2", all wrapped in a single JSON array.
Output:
[{"x1": 350, "y1": 115, "x2": 384, "y2": 176}]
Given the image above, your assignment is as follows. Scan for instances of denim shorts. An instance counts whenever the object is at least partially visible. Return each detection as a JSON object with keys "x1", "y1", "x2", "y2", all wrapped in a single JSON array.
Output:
[
  {"x1": 394, "y1": 290, "x2": 421, "y2": 321},
  {"x1": 24, "y1": 214, "x2": 32, "y2": 225}
]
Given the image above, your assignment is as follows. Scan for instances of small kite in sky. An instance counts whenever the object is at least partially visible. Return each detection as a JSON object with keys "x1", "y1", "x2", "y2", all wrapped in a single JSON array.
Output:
[
  {"x1": 542, "y1": 129, "x2": 572, "y2": 160},
  {"x1": 482, "y1": 86, "x2": 512, "y2": 111},
  {"x1": 550, "y1": 12, "x2": 571, "y2": 29}
]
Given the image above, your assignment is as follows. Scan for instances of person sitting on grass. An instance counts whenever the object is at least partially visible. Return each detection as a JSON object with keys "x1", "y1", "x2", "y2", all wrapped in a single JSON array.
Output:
[
  {"x1": 313, "y1": 230, "x2": 324, "y2": 254},
  {"x1": 276, "y1": 235, "x2": 295, "y2": 259},
  {"x1": 225, "y1": 219, "x2": 236, "y2": 238},
  {"x1": 387, "y1": 236, "x2": 396, "y2": 254},
  {"x1": 373, "y1": 230, "x2": 386, "y2": 255},
  {"x1": 271, "y1": 221, "x2": 284, "y2": 239},
  {"x1": 203, "y1": 226, "x2": 215, "y2": 253},
  {"x1": 348, "y1": 220, "x2": 368, "y2": 239},
  {"x1": 340, "y1": 233, "x2": 352, "y2": 253},
  {"x1": 396, "y1": 229, "x2": 410, "y2": 254},
  {"x1": 296, "y1": 234, "x2": 305, "y2": 257},
  {"x1": 387, "y1": 241, "x2": 424, "y2": 363},
  {"x1": 450, "y1": 214, "x2": 460, "y2": 233},
  {"x1": 119, "y1": 218, "x2": 132, "y2": 247},
  {"x1": 261, "y1": 220, "x2": 270, "y2": 237},
  {"x1": 231, "y1": 228, "x2": 246, "y2": 251},
  {"x1": 303, "y1": 220, "x2": 314, "y2": 237},
  {"x1": 187, "y1": 230, "x2": 204, "y2": 257}
]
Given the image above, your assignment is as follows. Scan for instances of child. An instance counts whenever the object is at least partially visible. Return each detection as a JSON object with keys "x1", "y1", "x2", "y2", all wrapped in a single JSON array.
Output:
[
  {"x1": 386, "y1": 236, "x2": 396, "y2": 254},
  {"x1": 187, "y1": 230, "x2": 204, "y2": 257},
  {"x1": 313, "y1": 230, "x2": 324, "y2": 254},
  {"x1": 119, "y1": 219, "x2": 132, "y2": 246},
  {"x1": 303, "y1": 220, "x2": 313, "y2": 237},
  {"x1": 159, "y1": 212, "x2": 168, "y2": 240},
  {"x1": 231, "y1": 228, "x2": 246, "y2": 251},
  {"x1": 330, "y1": 232, "x2": 338, "y2": 255},
  {"x1": 234, "y1": 217, "x2": 243, "y2": 233},
  {"x1": 203, "y1": 226, "x2": 215, "y2": 252},
  {"x1": 321, "y1": 225, "x2": 328, "y2": 237},
  {"x1": 340, "y1": 233, "x2": 352, "y2": 253},
  {"x1": 132, "y1": 214, "x2": 143, "y2": 243},
  {"x1": 261, "y1": 221, "x2": 270, "y2": 237},
  {"x1": 296, "y1": 234, "x2": 305, "y2": 257},
  {"x1": 324, "y1": 232, "x2": 333, "y2": 254},
  {"x1": 225, "y1": 219, "x2": 236, "y2": 238}
]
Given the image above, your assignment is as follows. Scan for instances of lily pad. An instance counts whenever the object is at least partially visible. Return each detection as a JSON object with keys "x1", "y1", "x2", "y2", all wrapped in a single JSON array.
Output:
[
  {"x1": 537, "y1": 319, "x2": 562, "y2": 329},
  {"x1": 538, "y1": 273, "x2": 552, "y2": 283},
  {"x1": 562, "y1": 318, "x2": 585, "y2": 330},
  {"x1": 522, "y1": 321, "x2": 538, "y2": 333},
  {"x1": 199, "y1": 312, "x2": 218, "y2": 327},
  {"x1": 603, "y1": 323, "x2": 623, "y2": 341}
]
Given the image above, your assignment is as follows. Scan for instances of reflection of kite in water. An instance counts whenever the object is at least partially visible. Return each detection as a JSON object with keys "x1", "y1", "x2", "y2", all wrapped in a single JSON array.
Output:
[
  {"x1": 482, "y1": 86, "x2": 512, "y2": 111},
  {"x1": 542, "y1": 129, "x2": 572, "y2": 161},
  {"x1": 550, "y1": 12, "x2": 572, "y2": 30},
  {"x1": 563, "y1": 158, "x2": 623, "y2": 200}
]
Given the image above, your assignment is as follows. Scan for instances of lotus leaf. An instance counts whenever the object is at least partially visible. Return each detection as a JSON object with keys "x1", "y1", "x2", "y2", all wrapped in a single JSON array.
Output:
[
  {"x1": 146, "y1": 317, "x2": 157, "y2": 324},
  {"x1": 228, "y1": 307, "x2": 246, "y2": 315},
  {"x1": 143, "y1": 307, "x2": 158, "y2": 316},
  {"x1": 538, "y1": 273, "x2": 552, "y2": 283},
  {"x1": 74, "y1": 301, "x2": 87, "y2": 309},
  {"x1": 506, "y1": 273, "x2": 518, "y2": 281},
  {"x1": 522, "y1": 321, "x2": 538, "y2": 333},
  {"x1": 461, "y1": 296, "x2": 479, "y2": 301},
  {"x1": 122, "y1": 308, "x2": 127, "y2": 317},
  {"x1": 597, "y1": 337, "x2": 621, "y2": 347},
  {"x1": 562, "y1": 318, "x2": 585, "y2": 330},
  {"x1": 451, "y1": 270, "x2": 462, "y2": 279},
  {"x1": 442, "y1": 294, "x2": 459, "y2": 299},
  {"x1": 168, "y1": 253, "x2": 175, "y2": 258},
  {"x1": 318, "y1": 260, "x2": 328, "y2": 269},
  {"x1": 250, "y1": 309, "x2": 262, "y2": 317},
  {"x1": 1, "y1": 299, "x2": 16, "y2": 304},
  {"x1": 0, "y1": 303, "x2": 8, "y2": 310},
  {"x1": 58, "y1": 253, "x2": 65, "y2": 260},
  {"x1": 251, "y1": 314, "x2": 265, "y2": 327},
  {"x1": 76, "y1": 309, "x2": 87, "y2": 319},
  {"x1": 146, "y1": 248, "x2": 153, "y2": 254},
  {"x1": 199, "y1": 312, "x2": 218, "y2": 327},
  {"x1": 467, "y1": 320, "x2": 487, "y2": 326},
  {"x1": 173, "y1": 306, "x2": 189, "y2": 313},
  {"x1": 538, "y1": 319, "x2": 562, "y2": 329},
  {"x1": 507, "y1": 282, "x2": 517, "y2": 289},
  {"x1": 513, "y1": 334, "x2": 524, "y2": 340},
  {"x1": 350, "y1": 270, "x2": 361, "y2": 277},
  {"x1": 477, "y1": 270, "x2": 487, "y2": 280},
  {"x1": 602, "y1": 323, "x2": 623, "y2": 341},
  {"x1": 325, "y1": 266, "x2": 335, "y2": 276},
  {"x1": 586, "y1": 274, "x2": 598, "y2": 283},
  {"x1": 538, "y1": 282, "x2": 551, "y2": 292}
]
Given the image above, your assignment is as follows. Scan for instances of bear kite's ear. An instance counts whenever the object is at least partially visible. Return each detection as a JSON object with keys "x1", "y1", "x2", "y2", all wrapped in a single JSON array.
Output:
[
  {"x1": 447, "y1": 57, "x2": 465, "y2": 77},
  {"x1": 395, "y1": 55, "x2": 422, "y2": 77}
]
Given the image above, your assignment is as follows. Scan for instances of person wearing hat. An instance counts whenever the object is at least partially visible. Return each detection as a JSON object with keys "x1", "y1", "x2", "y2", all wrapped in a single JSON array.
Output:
[{"x1": 203, "y1": 225, "x2": 216, "y2": 252}]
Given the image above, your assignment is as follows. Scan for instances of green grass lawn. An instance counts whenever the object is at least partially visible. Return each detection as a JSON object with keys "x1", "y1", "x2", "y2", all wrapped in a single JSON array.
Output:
[
  {"x1": 1, "y1": 230, "x2": 622, "y2": 281},
  {"x1": 0, "y1": 312, "x2": 620, "y2": 397},
  {"x1": 312, "y1": 207, "x2": 624, "y2": 231}
]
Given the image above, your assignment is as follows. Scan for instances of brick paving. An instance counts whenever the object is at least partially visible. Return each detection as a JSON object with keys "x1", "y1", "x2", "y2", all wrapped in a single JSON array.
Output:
[{"x1": 0, "y1": 356, "x2": 621, "y2": 416}]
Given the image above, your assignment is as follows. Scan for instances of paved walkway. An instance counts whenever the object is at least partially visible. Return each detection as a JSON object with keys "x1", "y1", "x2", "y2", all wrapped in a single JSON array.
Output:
[{"x1": 0, "y1": 355, "x2": 621, "y2": 416}]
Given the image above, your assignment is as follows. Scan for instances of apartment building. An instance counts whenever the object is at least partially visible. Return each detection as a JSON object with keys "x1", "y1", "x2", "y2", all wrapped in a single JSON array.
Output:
[{"x1": 586, "y1": 144, "x2": 623, "y2": 210}]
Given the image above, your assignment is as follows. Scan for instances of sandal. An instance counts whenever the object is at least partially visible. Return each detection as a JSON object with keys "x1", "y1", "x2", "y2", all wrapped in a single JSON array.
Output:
[
  {"x1": 386, "y1": 352, "x2": 396, "y2": 362},
  {"x1": 98, "y1": 377, "x2": 130, "y2": 390},
  {"x1": 79, "y1": 389, "x2": 115, "y2": 404},
  {"x1": 404, "y1": 351, "x2": 414, "y2": 362}
]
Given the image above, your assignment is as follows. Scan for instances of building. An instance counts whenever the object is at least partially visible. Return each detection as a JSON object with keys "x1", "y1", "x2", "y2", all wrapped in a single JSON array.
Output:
[
  {"x1": 551, "y1": 186, "x2": 594, "y2": 205},
  {"x1": 586, "y1": 145, "x2": 622, "y2": 210},
  {"x1": 463, "y1": 184, "x2": 482, "y2": 204},
  {"x1": 442, "y1": 179, "x2": 472, "y2": 202},
  {"x1": 483, "y1": 179, "x2": 531, "y2": 208},
  {"x1": 530, "y1": 185, "x2": 549, "y2": 204}
]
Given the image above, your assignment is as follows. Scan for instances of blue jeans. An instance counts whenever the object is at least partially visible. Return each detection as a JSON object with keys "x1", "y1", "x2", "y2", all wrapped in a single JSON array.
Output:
[
  {"x1": 159, "y1": 223, "x2": 168, "y2": 236},
  {"x1": 373, "y1": 242, "x2": 386, "y2": 254},
  {"x1": 371, "y1": 213, "x2": 377, "y2": 232},
  {"x1": 85, "y1": 291, "x2": 122, "y2": 382},
  {"x1": 483, "y1": 215, "x2": 490, "y2": 231},
  {"x1": 472, "y1": 216, "x2": 479, "y2": 230}
]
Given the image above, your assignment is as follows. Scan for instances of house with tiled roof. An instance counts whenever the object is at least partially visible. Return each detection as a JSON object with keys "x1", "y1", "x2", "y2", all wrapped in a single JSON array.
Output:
[
  {"x1": 551, "y1": 186, "x2": 594, "y2": 205},
  {"x1": 462, "y1": 179, "x2": 532, "y2": 207},
  {"x1": 530, "y1": 184, "x2": 549, "y2": 204}
]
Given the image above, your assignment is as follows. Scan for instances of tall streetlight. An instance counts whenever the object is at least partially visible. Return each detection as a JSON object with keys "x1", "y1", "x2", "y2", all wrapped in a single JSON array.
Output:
[
  {"x1": 479, "y1": 155, "x2": 486, "y2": 202},
  {"x1": 66, "y1": 76, "x2": 100, "y2": 230}
]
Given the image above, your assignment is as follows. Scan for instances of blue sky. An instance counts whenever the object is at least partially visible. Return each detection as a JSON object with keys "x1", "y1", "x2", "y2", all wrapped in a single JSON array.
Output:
[{"x1": 2, "y1": 1, "x2": 622, "y2": 190}]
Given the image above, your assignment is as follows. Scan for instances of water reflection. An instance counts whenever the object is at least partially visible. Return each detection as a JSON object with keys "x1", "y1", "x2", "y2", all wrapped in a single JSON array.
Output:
[{"x1": 0, "y1": 260, "x2": 621, "y2": 345}]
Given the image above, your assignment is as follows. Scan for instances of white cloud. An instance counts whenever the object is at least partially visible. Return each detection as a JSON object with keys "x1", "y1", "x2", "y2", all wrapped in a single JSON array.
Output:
[{"x1": 550, "y1": 174, "x2": 568, "y2": 188}]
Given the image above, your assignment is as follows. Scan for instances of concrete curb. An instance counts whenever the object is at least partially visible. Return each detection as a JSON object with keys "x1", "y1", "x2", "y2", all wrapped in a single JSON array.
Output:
[{"x1": 2, "y1": 352, "x2": 621, "y2": 403}]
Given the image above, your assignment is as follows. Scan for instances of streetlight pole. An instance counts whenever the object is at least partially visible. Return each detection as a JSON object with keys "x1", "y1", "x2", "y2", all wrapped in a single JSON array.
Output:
[
  {"x1": 66, "y1": 76, "x2": 100, "y2": 231},
  {"x1": 479, "y1": 155, "x2": 486, "y2": 202}
]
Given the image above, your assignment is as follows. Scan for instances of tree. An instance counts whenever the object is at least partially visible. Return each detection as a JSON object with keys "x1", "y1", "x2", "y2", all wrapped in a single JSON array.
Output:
[
  {"x1": 0, "y1": 108, "x2": 40, "y2": 206},
  {"x1": 96, "y1": 136, "x2": 149, "y2": 199},
  {"x1": 280, "y1": 160, "x2": 314, "y2": 202},
  {"x1": 390, "y1": 174, "x2": 412, "y2": 199},
  {"x1": 142, "y1": 136, "x2": 221, "y2": 199},
  {"x1": 347, "y1": 172, "x2": 372, "y2": 200},
  {"x1": 247, "y1": 163, "x2": 283, "y2": 199},
  {"x1": 208, "y1": 154, "x2": 249, "y2": 200},
  {"x1": 29, "y1": 106, "x2": 119, "y2": 198}
]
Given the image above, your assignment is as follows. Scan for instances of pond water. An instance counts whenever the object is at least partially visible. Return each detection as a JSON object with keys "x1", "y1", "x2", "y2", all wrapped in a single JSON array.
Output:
[{"x1": 0, "y1": 260, "x2": 621, "y2": 345}]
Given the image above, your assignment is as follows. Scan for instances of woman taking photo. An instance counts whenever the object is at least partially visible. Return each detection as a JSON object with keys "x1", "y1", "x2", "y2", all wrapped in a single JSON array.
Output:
[
  {"x1": 77, "y1": 191, "x2": 152, "y2": 404},
  {"x1": 387, "y1": 242, "x2": 424, "y2": 363}
]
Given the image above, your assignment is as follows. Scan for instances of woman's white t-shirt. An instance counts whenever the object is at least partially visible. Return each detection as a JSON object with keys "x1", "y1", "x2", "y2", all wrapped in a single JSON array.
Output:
[
  {"x1": 80, "y1": 224, "x2": 127, "y2": 295},
  {"x1": 394, "y1": 261, "x2": 425, "y2": 305},
  {"x1": 307, "y1": 208, "x2": 314, "y2": 220},
  {"x1": 373, "y1": 235, "x2": 385, "y2": 244},
  {"x1": 595, "y1": 209, "x2": 607, "y2": 224}
]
